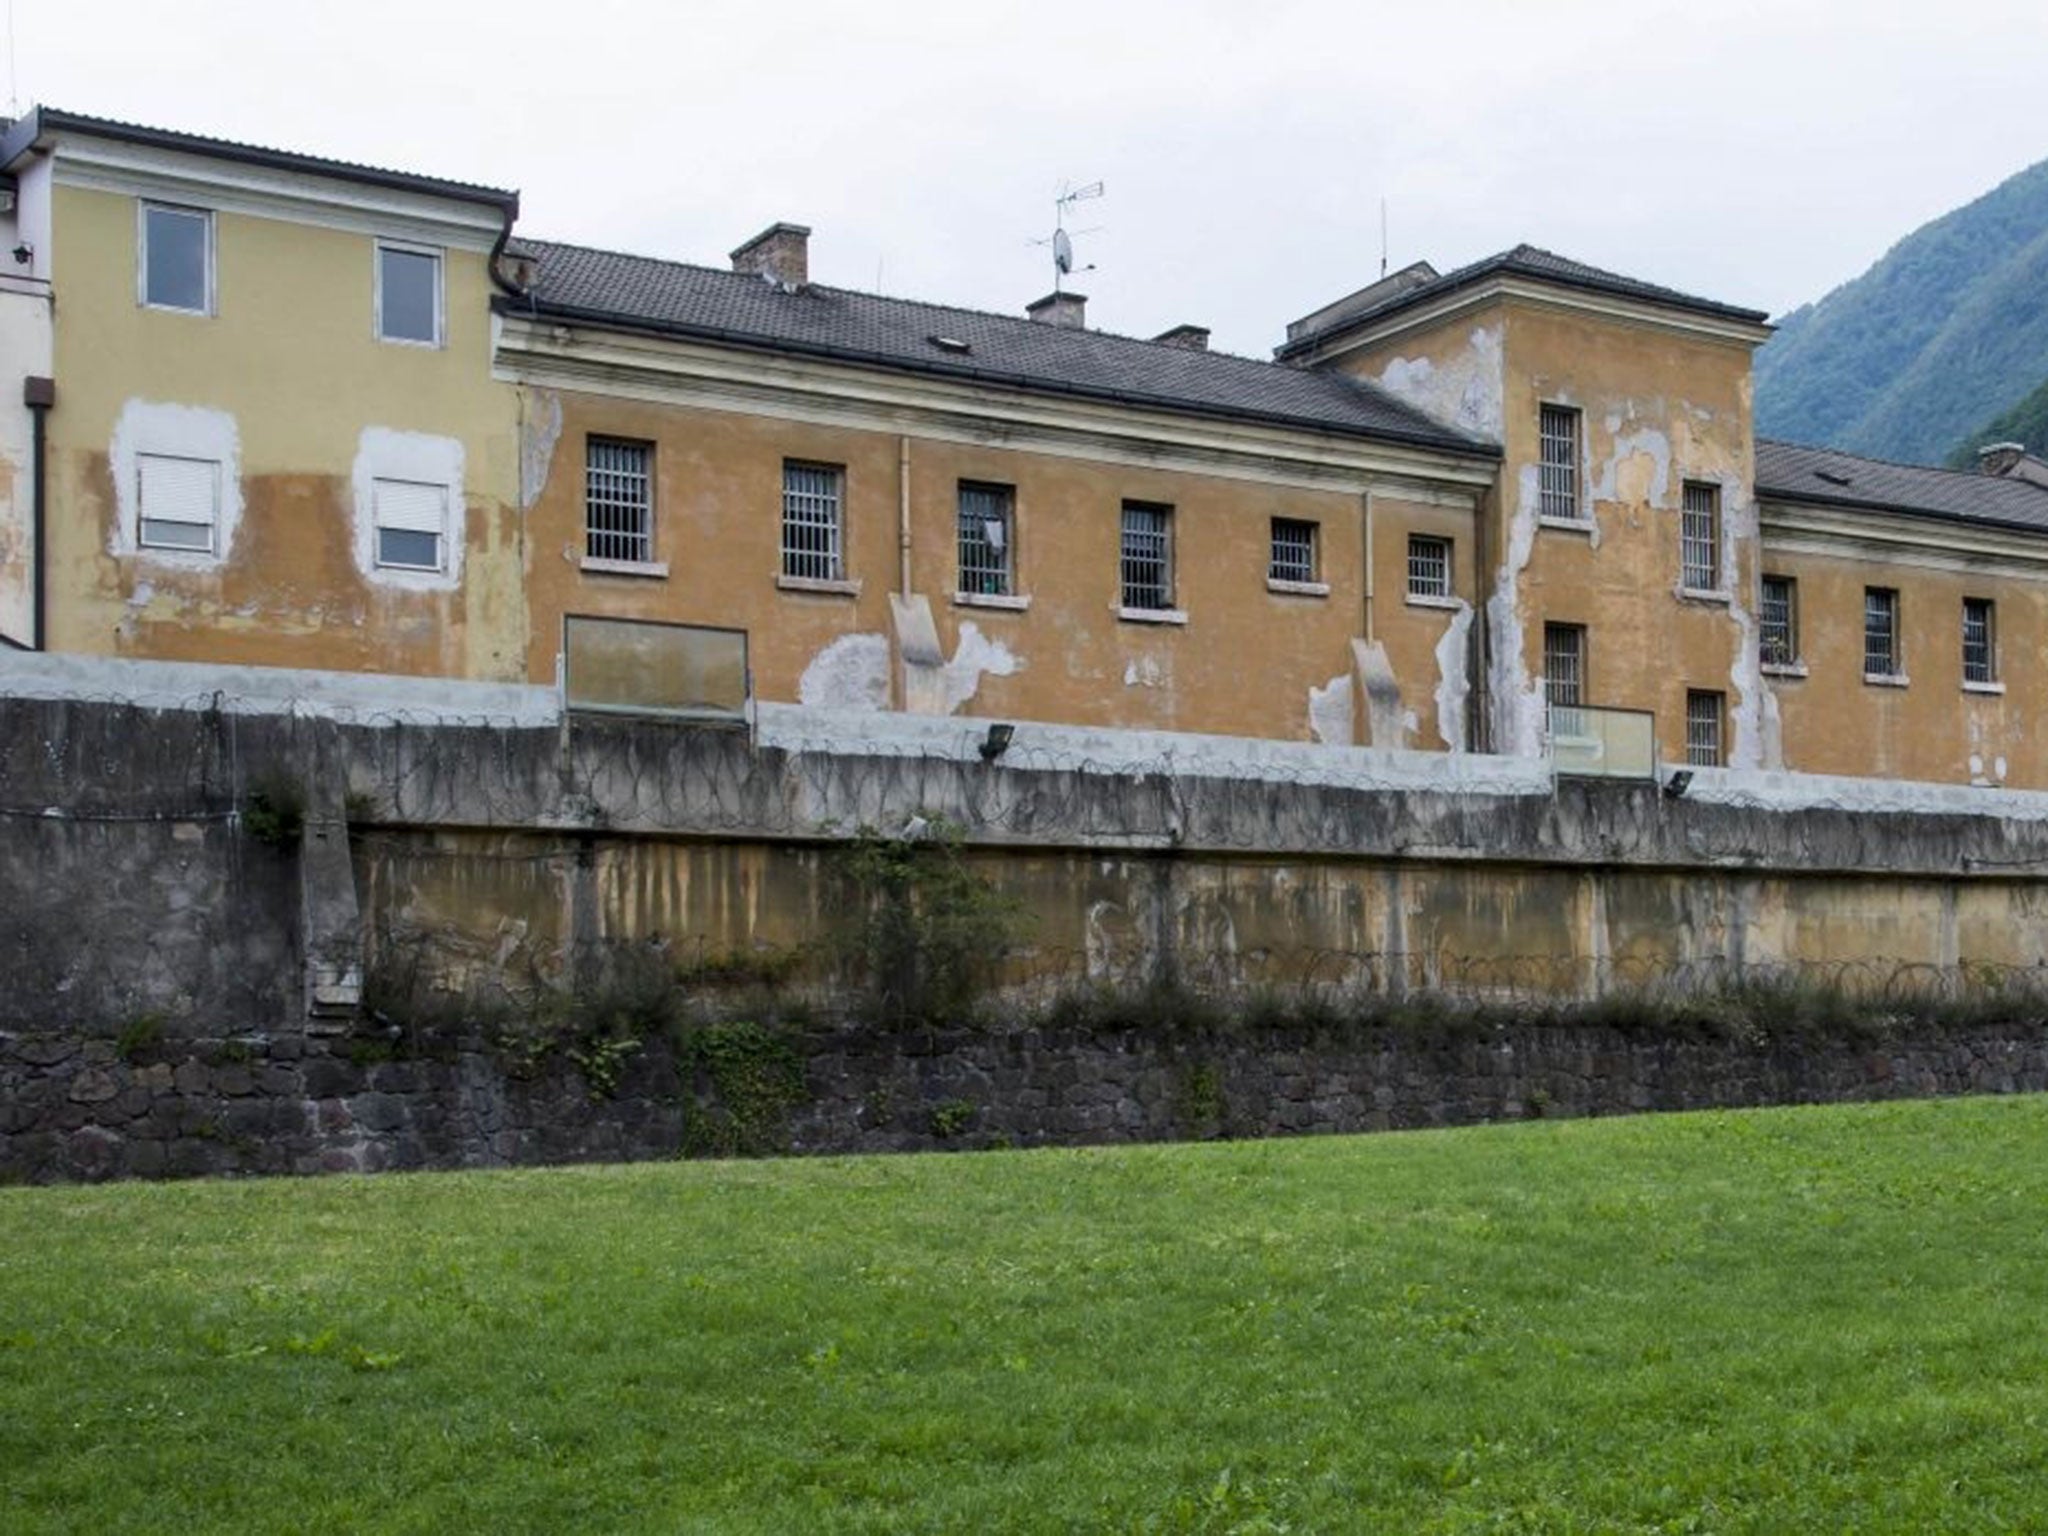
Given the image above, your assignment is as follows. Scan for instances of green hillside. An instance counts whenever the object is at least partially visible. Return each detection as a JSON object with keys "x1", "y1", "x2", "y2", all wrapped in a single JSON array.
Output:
[
  {"x1": 1949, "y1": 372, "x2": 2048, "y2": 468},
  {"x1": 1756, "y1": 157, "x2": 2048, "y2": 465}
]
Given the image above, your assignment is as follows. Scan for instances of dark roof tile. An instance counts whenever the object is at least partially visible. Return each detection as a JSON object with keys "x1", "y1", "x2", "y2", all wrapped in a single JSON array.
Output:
[{"x1": 1756, "y1": 439, "x2": 2048, "y2": 533}]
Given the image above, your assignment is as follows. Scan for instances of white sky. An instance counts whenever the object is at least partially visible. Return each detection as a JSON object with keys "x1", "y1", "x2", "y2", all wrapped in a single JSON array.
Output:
[{"x1": 19, "y1": 0, "x2": 2048, "y2": 357}]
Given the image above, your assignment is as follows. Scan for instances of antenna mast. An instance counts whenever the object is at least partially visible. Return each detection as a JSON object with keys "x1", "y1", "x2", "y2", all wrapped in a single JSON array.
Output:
[
  {"x1": 1380, "y1": 198, "x2": 1388, "y2": 279},
  {"x1": 1037, "y1": 180, "x2": 1104, "y2": 294}
]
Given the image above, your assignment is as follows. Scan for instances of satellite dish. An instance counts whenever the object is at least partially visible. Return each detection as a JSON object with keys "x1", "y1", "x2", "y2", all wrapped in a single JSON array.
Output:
[{"x1": 1053, "y1": 228, "x2": 1073, "y2": 275}]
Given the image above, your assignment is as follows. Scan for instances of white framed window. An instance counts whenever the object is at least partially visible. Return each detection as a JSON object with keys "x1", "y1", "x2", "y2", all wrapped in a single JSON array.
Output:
[
  {"x1": 1864, "y1": 587, "x2": 1901, "y2": 679},
  {"x1": 957, "y1": 482, "x2": 1015, "y2": 596},
  {"x1": 1543, "y1": 623, "x2": 1586, "y2": 739},
  {"x1": 1681, "y1": 481, "x2": 1721, "y2": 591},
  {"x1": 1407, "y1": 534, "x2": 1452, "y2": 599},
  {"x1": 137, "y1": 453, "x2": 220, "y2": 553},
  {"x1": 376, "y1": 242, "x2": 443, "y2": 346},
  {"x1": 782, "y1": 461, "x2": 845, "y2": 581},
  {"x1": 1963, "y1": 597, "x2": 1997, "y2": 685},
  {"x1": 140, "y1": 203, "x2": 212, "y2": 314},
  {"x1": 1120, "y1": 502, "x2": 1174, "y2": 611},
  {"x1": 1760, "y1": 575, "x2": 1798, "y2": 667},
  {"x1": 1269, "y1": 518, "x2": 1318, "y2": 585},
  {"x1": 1685, "y1": 689, "x2": 1724, "y2": 767},
  {"x1": 1539, "y1": 404, "x2": 1583, "y2": 522},
  {"x1": 586, "y1": 438, "x2": 655, "y2": 565},
  {"x1": 373, "y1": 478, "x2": 448, "y2": 572}
]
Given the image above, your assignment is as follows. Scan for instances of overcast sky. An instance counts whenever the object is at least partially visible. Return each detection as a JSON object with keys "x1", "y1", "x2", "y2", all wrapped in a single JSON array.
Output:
[{"x1": 19, "y1": 1, "x2": 2048, "y2": 357}]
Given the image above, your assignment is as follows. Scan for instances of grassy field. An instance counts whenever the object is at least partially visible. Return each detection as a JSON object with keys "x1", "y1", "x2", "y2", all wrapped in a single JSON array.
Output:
[{"x1": 4, "y1": 1099, "x2": 2048, "y2": 1533}]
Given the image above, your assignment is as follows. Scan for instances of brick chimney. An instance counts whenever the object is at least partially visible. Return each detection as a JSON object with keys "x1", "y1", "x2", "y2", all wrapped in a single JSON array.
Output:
[
  {"x1": 1978, "y1": 441, "x2": 2028, "y2": 477},
  {"x1": 731, "y1": 222, "x2": 810, "y2": 290},
  {"x1": 1153, "y1": 324, "x2": 1209, "y2": 351},
  {"x1": 1026, "y1": 291, "x2": 1087, "y2": 329}
]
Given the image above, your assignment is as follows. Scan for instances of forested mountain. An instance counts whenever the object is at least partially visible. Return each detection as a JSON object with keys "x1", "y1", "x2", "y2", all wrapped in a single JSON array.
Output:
[
  {"x1": 1754, "y1": 157, "x2": 2048, "y2": 466},
  {"x1": 1948, "y1": 374, "x2": 2048, "y2": 468}
]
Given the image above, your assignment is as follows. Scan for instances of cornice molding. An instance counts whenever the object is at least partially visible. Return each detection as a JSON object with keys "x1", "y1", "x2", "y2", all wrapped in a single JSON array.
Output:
[
  {"x1": 494, "y1": 314, "x2": 1495, "y2": 505},
  {"x1": 1761, "y1": 498, "x2": 2048, "y2": 578}
]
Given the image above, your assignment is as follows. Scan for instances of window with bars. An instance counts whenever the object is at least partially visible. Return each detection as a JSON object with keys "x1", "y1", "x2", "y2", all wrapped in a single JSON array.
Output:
[
  {"x1": 1963, "y1": 597, "x2": 1997, "y2": 684},
  {"x1": 585, "y1": 438, "x2": 653, "y2": 564},
  {"x1": 1543, "y1": 622, "x2": 1586, "y2": 722},
  {"x1": 957, "y1": 482, "x2": 1014, "y2": 595},
  {"x1": 1407, "y1": 535, "x2": 1451, "y2": 600},
  {"x1": 1681, "y1": 481, "x2": 1721, "y2": 590},
  {"x1": 1760, "y1": 575, "x2": 1798, "y2": 667},
  {"x1": 136, "y1": 453, "x2": 220, "y2": 554},
  {"x1": 1269, "y1": 518, "x2": 1318, "y2": 584},
  {"x1": 1864, "y1": 587, "x2": 1900, "y2": 678},
  {"x1": 1120, "y1": 502, "x2": 1174, "y2": 611},
  {"x1": 1539, "y1": 404, "x2": 1582, "y2": 521},
  {"x1": 781, "y1": 461, "x2": 845, "y2": 581},
  {"x1": 1686, "y1": 689, "x2": 1725, "y2": 767}
]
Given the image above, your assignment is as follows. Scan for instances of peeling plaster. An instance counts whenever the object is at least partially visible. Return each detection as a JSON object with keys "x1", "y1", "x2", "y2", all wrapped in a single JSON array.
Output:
[
  {"x1": 1433, "y1": 600, "x2": 1474, "y2": 751},
  {"x1": 350, "y1": 428, "x2": 466, "y2": 592},
  {"x1": 109, "y1": 400, "x2": 244, "y2": 565},
  {"x1": 798, "y1": 632, "x2": 891, "y2": 711},
  {"x1": 1590, "y1": 423, "x2": 1672, "y2": 512},
  {"x1": 939, "y1": 621, "x2": 1022, "y2": 714},
  {"x1": 1308, "y1": 673, "x2": 1353, "y2": 746},
  {"x1": 1374, "y1": 326, "x2": 1504, "y2": 440},
  {"x1": 1490, "y1": 465, "x2": 1548, "y2": 757},
  {"x1": 519, "y1": 389, "x2": 563, "y2": 512},
  {"x1": 1722, "y1": 487, "x2": 1768, "y2": 771},
  {"x1": 1123, "y1": 655, "x2": 1168, "y2": 689}
]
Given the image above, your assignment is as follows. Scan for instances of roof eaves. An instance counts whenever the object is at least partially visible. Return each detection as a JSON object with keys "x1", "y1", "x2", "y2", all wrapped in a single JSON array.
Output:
[
  {"x1": 1755, "y1": 482, "x2": 2048, "y2": 537},
  {"x1": 496, "y1": 294, "x2": 1501, "y2": 460}
]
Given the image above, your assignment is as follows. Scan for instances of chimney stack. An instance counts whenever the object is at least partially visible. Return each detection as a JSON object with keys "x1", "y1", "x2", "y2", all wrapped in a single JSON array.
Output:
[
  {"x1": 1026, "y1": 291, "x2": 1087, "y2": 329},
  {"x1": 1978, "y1": 442, "x2": 2028, "y2": 478},
  {"x1": 1153, "y1": 324, "x2": 1210, "y2": 352},
  {"x1": 731, "y1": 222, "x2": 810, "y2": 290}
]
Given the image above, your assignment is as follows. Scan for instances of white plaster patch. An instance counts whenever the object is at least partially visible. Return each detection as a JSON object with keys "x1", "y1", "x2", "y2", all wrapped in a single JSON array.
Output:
[
  {"x1": 1590, "y1": 423, "x2": 1673, "y2": 511},
  {"x1": 1124, "y1": 655, "x2": 1168, "y2": 689},
  {"x1": 798, "y1": 632, "x2": 891, "y2": 711},
  {"x1": 1433, "y1": 599, "x2": 1474, "y2": 751},
  {"x1": 109, "y1": 400, "x2": 244, "y2": 565},
  {"x1": 350, "y1": 428, "x2": 466, "y2": 592},
  {"x1": 1722, "y1": 489, "x2": 1768, "y2": 771},
  {"x1": 1373, "y1": 325, "x2": 1504, "y2": 441},
  {"x1": 519, "y1": 389, "x2": 563, "y2": 511},
  {"x1": 940, "y1": 621, "x2": 1022, "y2": 714},
  {"x1": 1308, "y1": 673, "x2": 1353, "y2": 746},
  {"x1": 1489, "y1": 465, "x2": 1548, "y2": 758}
]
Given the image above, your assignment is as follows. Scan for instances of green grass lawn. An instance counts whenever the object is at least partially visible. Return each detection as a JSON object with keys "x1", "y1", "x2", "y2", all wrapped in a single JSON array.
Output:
[{"x1": 5, "y1": 1099, "x2": 2048, "y2": 1534}]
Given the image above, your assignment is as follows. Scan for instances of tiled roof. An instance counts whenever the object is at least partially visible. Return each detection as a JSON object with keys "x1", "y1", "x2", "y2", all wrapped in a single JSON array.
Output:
[
  {"x1": 0, "y1": 107, "x2": 518, "y2": 209},
  {"x1": 1276, "y1": 243, "x2": 1770, "y2": 359},
  {"x1": 1757, "y1": 439, "x2": 2048, "y2": 534},
  {"x1": 504, "y1": 239, "x2": 1498, "y2": 454}
]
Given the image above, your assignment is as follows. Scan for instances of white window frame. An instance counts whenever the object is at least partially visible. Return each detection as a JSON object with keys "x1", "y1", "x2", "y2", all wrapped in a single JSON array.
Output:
[
  {"x1": 957, "y1": 481, "x2": 1016, "y2": 598},
  {"x1": 1685, "y1": 689, "x2": 1724, "y2": 767},
  {"x1": 137, "y1": 201, "x2": 214, "y2": 316},
  {"x1": 371, "y1": 477, "x2": 450, "y2": 574},
  {"x1": 1407, "y1": 534, "x2": 1453, "y2": 602},
  {"x1": 1864, "y1": 586, "x2": 1903, "y2": 683},
  {"x1": 1538, "y1": 404, "x2": 1584, "y2": 524},
  {"x1": 136, "y1": 453, "x2": 221, "y2": 556},
  {"x1": 1760, "y1": 574, "x2": 1799, "y2": 670},
  {"x1": 1268, "y1": 517, "x2": 1319, "y2": 587},
  {"x1": 584, "y1": 437, "x2": 663, "y2": 574},
  {"x1": 1963, "y1": 597, "x2": 1998, "y2": 688},
  {"x1": 1119, "y1": 501, "x2": 1179, "y2": 619},
  {"x1": 374, "y1": 240, "x2": 445, "y2": 348},
  {"x1": 1680, "y1": 481, "x2": 1721, "y2": 593},
  {"x1": 780, "y1": 460, "x2": 851, "y2": 589}
]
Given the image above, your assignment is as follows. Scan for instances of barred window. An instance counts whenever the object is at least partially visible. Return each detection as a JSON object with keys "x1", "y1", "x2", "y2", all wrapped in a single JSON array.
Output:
[
  {"x1": 1963, "y1": 597, "x2": 1996, "y2": 684},
  {"x1": 1539, "y1": 404, "x2": 1582, "y2": 521},
  {"x1": 957, "y1": 482, "x2": 1014, "y2": 596},
  {"x1": 1686, "y1": 689, "x2": 1724, "y2": 767},
  {"x1": 1120, "y1": 502, "x2": 1173, "y2": 611},
  {"x1": 781, "y1": 462, "x2": 844, "y2": 581},
  {"x1": 1864, "y1": 587, "x2": 1900, "y2": 678},
  {"x1": 1760, "y1": 575, "x2": 1797, "y2": 666},
  {"x1": 1269, "y1": 518, "x2": 1318, "y2": 584},
  {"x1": 1407, "y1": 535, "x2": 1451, "y2": 599},
  {"x1": 585, "y1": 439, "x2": 653, "y2": 564},
  {"x1": 1543, "y1": 623, "x2": 1585, "y2": 708},
  {"x1": 1681, "y1": 481, "x2": 1720, "y2": 591}
]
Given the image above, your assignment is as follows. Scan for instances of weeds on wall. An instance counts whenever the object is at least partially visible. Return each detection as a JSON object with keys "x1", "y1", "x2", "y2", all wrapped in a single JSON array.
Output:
[
  {"x1": 240, "y1": 775, "x2": 305, "y2": 849},
  {"x1": 681, "y1": 1021, "x2": 808, "y2": 1157}
]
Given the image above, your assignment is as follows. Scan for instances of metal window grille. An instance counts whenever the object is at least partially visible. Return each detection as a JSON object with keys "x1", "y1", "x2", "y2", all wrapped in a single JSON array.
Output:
[
  {"x1": 1120, "y1": 503, "x2": 1172, "y2": 610},
  {"x1": 1963, "y1": 598, "x2": 1996, "y2": 684},
  {"x1": 1269, "y1": 518, "x2": 1317, "y2": 584},
  {"x1": 1760, "y1": 575, "x2": 1796, "y2": 666},
  {"x1": 1681, "y1": 481, "x2": 1720, "y2": 590},
  {"x1": 1543, "y1": 623, "x2": 1585, "y2": 708},
  {"x1": 1539, "y1": 405, "x2": 1581, "y2": 521},
  {"x1": 957, "y1": 483, "x2": 1014, "y2": 595},
  {"x1": 585, "y1": 439, "x2": 653, "y2": 564},
  {"x1": 1864, "y1": 587, "x2": 1899, "y2": 676},
  {"x1": 1407, "y1": 535, "x2": 1451, "y2": 599},
  {"x1": 1686, "y1": 690, "x2": 1724, "y2": 767},
  {"x1": 781, "y1": 462, "x2": 844, "y2": 581}
]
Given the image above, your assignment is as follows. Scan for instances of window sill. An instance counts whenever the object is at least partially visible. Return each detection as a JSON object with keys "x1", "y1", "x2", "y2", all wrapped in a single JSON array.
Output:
[
  {"x1": 1405, "y1": 592, "x2": 1463, "y2": 611},
  {"x1": 777, "y1": 574, "x2": 862, "y2": 597},
  {"x1": 1864, "y1": 672, "x2": 1910, "y2": 689},
  {"x1": 1963, "y1": 680, "x2": 2006, "y2": 695},
  {"x1": 1538, "y1": 516, "x2": 1595, "y2": 536},
  {"x1": 377, "y1": 334, "x2": 444, "y2": 350},
  {"x1": 581, "y1": 556, "x2": 669, "y2": 579},
  {"x1": 1117, "y1": 605, "x2": 1189, "y2": 626},
  {"x1": 953, "y1": 591, "x2": 1031, "y2": 612},
  {"x1": 1677, "y1": 587, "x2": 1730, "y2": 605},
  {"x1": 1265, "y1": 578, "x2": 1329, "y2": 598},
  {"x1": 1760, "y1": 661, "x2": 1808, "y2": 679}
]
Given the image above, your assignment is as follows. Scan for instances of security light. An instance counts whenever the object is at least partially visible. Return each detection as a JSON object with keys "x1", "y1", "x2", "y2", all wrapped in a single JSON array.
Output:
[
  {"x1": 1663, "y1": 769, "x2": 1694, "y2": 799},
  {"x1": 979, "y1": 722, "x2": 1015, "y2": 762}
]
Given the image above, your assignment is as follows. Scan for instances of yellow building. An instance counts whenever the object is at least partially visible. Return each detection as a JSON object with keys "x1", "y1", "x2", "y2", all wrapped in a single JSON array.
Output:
[{"x1": 11, "y1": 106, "x2": 2048, "y2": 789}]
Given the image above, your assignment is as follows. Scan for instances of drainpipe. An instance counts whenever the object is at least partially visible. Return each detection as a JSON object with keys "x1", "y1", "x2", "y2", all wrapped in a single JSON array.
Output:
[
  {"x1": 23, "y1": 375, "x2": 53, "y2": 652},
  {"x1": 897, "y1": 435, "x2": 912, "y2": 595},
  {"x1": 1361, "y1": 489, "x2": 1377, "y2": 644}
]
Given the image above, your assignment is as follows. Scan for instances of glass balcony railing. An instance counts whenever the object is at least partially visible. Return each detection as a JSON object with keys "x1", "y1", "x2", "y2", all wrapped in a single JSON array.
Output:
[
  {"x1": 1547, "y1": 704, "x2": 1657, "y2": 780},
  {"x1": 562, "y1": 614, "x2": 751, "y2": 723}
]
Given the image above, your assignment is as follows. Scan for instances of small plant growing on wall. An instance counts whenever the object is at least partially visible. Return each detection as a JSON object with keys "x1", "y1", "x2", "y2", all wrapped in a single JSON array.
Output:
[
  {"x1": 241, "y1": 774, "x2": 305, "y2": 849},
  {"x1": 838, "y1": 820, "x2": 1024, "y2": 1027}
]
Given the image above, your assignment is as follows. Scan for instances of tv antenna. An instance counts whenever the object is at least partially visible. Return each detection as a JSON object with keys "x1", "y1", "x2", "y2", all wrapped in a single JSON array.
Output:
[{"x1": 1029, "y1": 180, "x2": 1104, "y2": 293}]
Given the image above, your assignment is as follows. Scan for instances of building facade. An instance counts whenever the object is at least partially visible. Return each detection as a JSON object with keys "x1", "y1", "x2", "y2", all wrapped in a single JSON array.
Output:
[{"x1": 8, "y1": 106, "x2": 2048, "y2": 787}]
